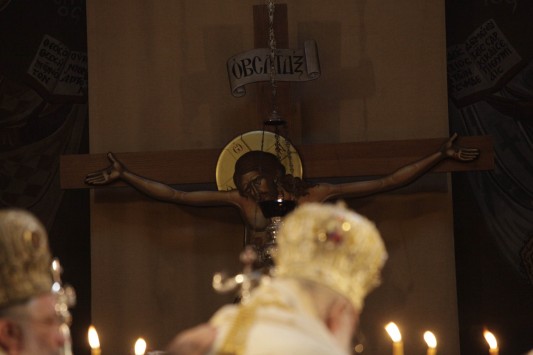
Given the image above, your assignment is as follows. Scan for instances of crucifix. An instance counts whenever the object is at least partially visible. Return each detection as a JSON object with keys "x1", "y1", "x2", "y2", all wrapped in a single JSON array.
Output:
[{"x1": 60, "y1": 4, "x2": 494, "y2": 255}]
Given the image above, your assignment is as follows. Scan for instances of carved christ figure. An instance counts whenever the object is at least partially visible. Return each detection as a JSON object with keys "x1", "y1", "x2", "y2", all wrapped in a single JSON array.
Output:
[{"x1": 85, "y1": 133, "x2": 479, "y2": 246}]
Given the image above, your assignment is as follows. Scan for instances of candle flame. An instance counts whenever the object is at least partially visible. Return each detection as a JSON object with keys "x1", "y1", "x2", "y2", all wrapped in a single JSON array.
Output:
[
  {"x1": 484, "y1": 330, "x2": 498, "y2": 349},
  {"x1": 88, "y1": 325, "x2": 100, "y2": 349},
  {"x1": 51, "y1": 282, "x2": 61, "y2": 292},
  {"x1": 52, "y1": 259, "x2": 59, "y2": 272},
  {"x1": 424, "y1": 331, "x2": 437, "y2": 348},
  {"x1": 134, "y1": 337, "x2": 147, "y2": 355},
  {"x1": 385, "y1": 322, "x2": 402, "y2": 342}
]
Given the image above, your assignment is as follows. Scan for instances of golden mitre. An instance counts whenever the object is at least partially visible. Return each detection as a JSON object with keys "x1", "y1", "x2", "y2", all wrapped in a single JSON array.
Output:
[
  {"x1": 273, "y1": 202, "x2": 388, "y2": 310},
  {"x1": 0, "y1": 209, "x2": 53, "y2": 308}
]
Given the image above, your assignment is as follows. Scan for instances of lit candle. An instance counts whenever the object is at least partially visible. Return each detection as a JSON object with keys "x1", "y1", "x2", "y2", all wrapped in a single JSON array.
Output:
[
  {"x1": 424, "y1": 331, "x2": 437, "y2": 355},
  {"x1": 385, "y1": 322, "x2": 404, "y2": 355},
  {"x1": 88, "y1": 325, "x2": 101, "y2": 355},
  {"x1": 134, "y1": 338, "x2": 147, "y2": 355},
  {"x1": 484, "y1": 329, "x2": 499, "y2": 355}
]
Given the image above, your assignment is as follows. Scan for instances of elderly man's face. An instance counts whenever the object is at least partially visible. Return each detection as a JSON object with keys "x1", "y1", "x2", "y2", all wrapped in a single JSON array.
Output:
[{"x1": 17, "y1": 293, "x2": 65, "y2": 355}]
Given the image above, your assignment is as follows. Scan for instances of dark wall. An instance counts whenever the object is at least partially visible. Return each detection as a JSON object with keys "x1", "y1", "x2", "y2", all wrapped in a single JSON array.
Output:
[
  {"x1": 49, "y1": 188, "x2": 91, "y2": 355},
  {"x1": 446, "y1": 0, "x2": 533, "y2": 352},
  {"x1": 0, "y1": 1, "x2": 90, "y2": 353},
  {"x1": 453, "y1": 173, "x2": 533, "y2": 355}
]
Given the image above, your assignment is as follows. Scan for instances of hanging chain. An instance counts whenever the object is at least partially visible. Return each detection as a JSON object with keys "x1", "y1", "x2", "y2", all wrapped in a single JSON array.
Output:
[
  {"x1": 268, "y1": 0, "x2": 281, "y2": 157},
  {"x1": 268, "y1": 0, "x2": 277, "y2": 112},
  {"x1": 285, "y1": 132, "x2": 294, "y2": 175},
  {"x1": 265, "y1": 0, "x2": 294, "y2": 183}
]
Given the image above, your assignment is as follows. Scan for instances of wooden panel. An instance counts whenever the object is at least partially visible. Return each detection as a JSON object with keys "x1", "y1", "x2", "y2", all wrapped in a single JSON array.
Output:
[
  {"x1": 299, "y1": 135, "x2": 493, "y2": 179},
  {"x1": 60, "y1": 135, "x2": 493, "y2": 189}
]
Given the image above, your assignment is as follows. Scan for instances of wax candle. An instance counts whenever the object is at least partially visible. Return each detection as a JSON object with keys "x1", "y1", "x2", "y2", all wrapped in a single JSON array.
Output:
[
  {"x1": 424, "y1": 331, "x2": 437, "y2": 355},
  {"x1": 484, "y1": 330, "x2": 499, "y2": 355},
  {"x1": 135, "y1": 338, "x2": 147, "y2": 355},
  {"x1": 385, "y1": 322, "x2": 404, "y2": 355},
  {"x1": 88, "y1": 325, "x2": 101, "y2": 355}
]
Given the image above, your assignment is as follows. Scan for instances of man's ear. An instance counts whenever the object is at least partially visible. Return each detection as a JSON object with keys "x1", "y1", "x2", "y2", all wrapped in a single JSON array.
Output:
[
  {"x1": 0, "y1": 319, "x2": 23, "y2": 353},
  {"x1": 325, "y1": 298, "x2": 350, "y2": 333},
  {"x1": 325, "y1": 298, "x2": 359, "y2": 351}
]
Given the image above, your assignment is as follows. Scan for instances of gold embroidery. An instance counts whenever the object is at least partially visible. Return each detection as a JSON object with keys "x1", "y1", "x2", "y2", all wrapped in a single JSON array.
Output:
[{"x1": 216, "y1": 294, "x2": 291, "y2": 355}]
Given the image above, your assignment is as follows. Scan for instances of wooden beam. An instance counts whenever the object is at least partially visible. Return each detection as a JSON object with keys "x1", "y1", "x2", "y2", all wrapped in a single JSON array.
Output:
[
  {"x1": 299, "y1": 135, "x2": 493, "y2": 179},
  {"x1": 60, "y1": 135, "x2": 493, "y2": 189}
]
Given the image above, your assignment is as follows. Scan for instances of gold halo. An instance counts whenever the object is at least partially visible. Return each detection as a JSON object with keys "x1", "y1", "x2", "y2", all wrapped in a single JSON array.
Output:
[{"x1": 216, "y1": 130, "x2": 303, "y2": 191}]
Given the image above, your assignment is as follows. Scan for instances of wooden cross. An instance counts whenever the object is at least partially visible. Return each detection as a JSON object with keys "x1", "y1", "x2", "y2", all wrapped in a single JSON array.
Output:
[
  {"x1": 60, "y1": 4, "x2": 494, "y2": 190},
  {"x1": 60, "y1": 135, "x2": 493, "y2": 190}
]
